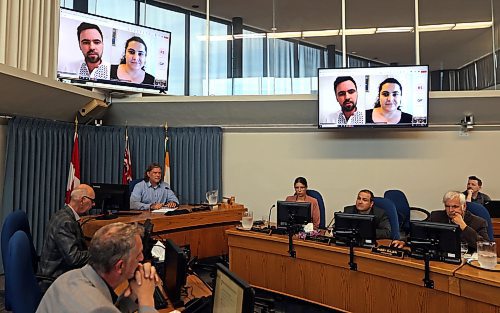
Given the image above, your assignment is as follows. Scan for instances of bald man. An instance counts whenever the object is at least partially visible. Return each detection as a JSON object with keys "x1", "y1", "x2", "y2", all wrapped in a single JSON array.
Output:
[{"x1": 38, "y1": 184, "x2": 96, "y2": 283}]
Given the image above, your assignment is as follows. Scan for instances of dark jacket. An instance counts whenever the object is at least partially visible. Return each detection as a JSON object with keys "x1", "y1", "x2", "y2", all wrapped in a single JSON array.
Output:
[
  {"x1": 430, "y1": 210, "x2": 489, "y2": 251},
  {"x1": 343, "y1": 205, "x2": 392, "y2": 239},
  {"x1": 38, "y1": 205, "x2": 89, "y2": 280}
]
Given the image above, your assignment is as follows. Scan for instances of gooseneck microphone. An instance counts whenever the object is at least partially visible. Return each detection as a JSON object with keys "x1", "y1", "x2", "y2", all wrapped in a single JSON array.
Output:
[{"x1": 268, "y1": 204, "x2": 276, "y2": 229}]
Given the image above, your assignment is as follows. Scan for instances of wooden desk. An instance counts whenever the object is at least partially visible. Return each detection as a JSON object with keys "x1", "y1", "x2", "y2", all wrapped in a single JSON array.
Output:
[
  {"x1": 227, "y1": 230, "x2": 500, "y2": 313},
  {"x1": 493, "y1": 218, "x2": 500, "y2": 256},
  {"x1": 82, "y1": 205, "x2": 245, "y2": 259}
]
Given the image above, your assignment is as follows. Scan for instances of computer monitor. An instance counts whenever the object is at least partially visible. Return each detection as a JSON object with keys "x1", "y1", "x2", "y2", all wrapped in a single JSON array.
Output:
[
  {"x1": 163, "y1": 239, "x2": 188, "y2": 308},
  {"x1": 91, "y1": 183, "x2": 130, "y2": 215},
  {"x1": 408, "y1": 221, "x2": 462, "y2": 264},
  {"x1": 334, "y1": 212, "x2": 376, "y2": 247},
  {"x1": 276, "y1": 201, "x2": 312, "y2": 228},
  {"x1": 212, "y1": 263, "x2": 255, "y2": 313}
]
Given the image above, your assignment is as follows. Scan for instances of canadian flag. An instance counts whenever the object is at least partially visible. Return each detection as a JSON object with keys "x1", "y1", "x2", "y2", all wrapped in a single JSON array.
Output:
[
  {"x1": 65, "y1": 131, "x2": 80, "y2": 203},
  {"x1": 122, "y1": 135, "x2": 133, "y2": 184}
]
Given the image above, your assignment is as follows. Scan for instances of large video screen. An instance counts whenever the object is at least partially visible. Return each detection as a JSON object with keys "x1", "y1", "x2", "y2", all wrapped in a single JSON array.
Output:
[
  {"x1": 58, "y1": 8, "x2": 171, "y2": 91},
  {"x1": 318, "y1": 65, "x2": 429, "y2": 128}
]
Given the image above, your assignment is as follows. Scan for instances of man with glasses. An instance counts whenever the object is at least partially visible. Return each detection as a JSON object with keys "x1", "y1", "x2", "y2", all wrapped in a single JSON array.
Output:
[
  {"x1": 430, "y1": 191, "x2": 489, "y2": 251},
  {"x1": 38, "y1": 184, "x2": 96, "y2": 285}
]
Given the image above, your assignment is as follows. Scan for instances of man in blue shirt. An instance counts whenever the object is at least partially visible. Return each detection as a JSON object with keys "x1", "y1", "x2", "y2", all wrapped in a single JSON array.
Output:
[{"x1": 130, "y1": 162, "x2": 179, "y2": 210}]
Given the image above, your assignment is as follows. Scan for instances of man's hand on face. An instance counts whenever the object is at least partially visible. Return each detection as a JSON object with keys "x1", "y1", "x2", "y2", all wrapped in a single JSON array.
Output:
[{"x1": 450, "y1": 213, "x2": 467, "y2": 231}]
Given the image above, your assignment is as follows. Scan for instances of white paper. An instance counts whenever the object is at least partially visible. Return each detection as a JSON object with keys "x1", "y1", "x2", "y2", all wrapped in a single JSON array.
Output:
[
  {"x1": 151, "y1": 240, "x2": 165, "y2": 261},
  {"x1": 152, "y1": 207, "x2": 176, "y2": 213}
]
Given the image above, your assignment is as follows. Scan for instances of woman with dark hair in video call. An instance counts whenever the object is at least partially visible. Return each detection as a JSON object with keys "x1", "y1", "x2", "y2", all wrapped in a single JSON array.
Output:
[
  {"x1": 365, "y1": 78, "x2": 413, "y2": 124},
  {"x1": 110, "y1": 36, "x2": 155, "y2": 85}
]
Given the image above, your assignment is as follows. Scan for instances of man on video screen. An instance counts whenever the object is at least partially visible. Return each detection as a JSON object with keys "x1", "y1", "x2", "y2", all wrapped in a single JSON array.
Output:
[
  {"x1": 76, "y1": 22, "x2": 110, "y2": 80},
  {"x1": 325, "y1": 76, "x2": 365, "y2": 126}
]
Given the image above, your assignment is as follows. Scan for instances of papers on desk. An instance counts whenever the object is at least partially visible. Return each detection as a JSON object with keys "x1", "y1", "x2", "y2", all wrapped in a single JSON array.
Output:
[{"x1": 152, "y1": 207, "x2": 176, "y2": 214}]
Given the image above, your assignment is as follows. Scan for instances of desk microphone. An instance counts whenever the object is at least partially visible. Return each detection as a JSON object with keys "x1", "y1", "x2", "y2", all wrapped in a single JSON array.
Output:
[
  {"x1": 267, "y1": 204, "x2": 276, "y2": 229},
  {"x1": 326, "y1": 213, "x2": 336, "y2": 229}
]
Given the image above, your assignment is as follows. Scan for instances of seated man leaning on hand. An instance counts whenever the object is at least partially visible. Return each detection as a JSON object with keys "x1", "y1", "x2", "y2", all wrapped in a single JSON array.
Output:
[
  {"x1": 432, "y1": 191, "x2": 489, "y2": 252},
  {"x1": 36, "y1": 222, "x2": 159, "y2": 313},
  {"x1": 343, "y1": 189, "x2": 392, "y2": 239},
  {"x1": 130, "y1": 162, "x2": 179, "y2": 210},
  {"x1": 392, "y1": 191, "x2": 489, "y2": 250}
]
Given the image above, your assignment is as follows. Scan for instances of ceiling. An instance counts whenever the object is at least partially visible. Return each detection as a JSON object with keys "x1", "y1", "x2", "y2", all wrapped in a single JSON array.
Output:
[{"x1": 159, "y1": 0, "x2": 498, "y2": 69}]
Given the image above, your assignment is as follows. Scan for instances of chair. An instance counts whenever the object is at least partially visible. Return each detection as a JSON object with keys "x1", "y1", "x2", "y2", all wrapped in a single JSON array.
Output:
[
  {"x1": 128, "y1": 178, "x2": 144, "y2": 194},
  {"x1": 306, "y1": 189, "x2": 326, "y2": 228},
  {"x1": 5, "y1": 231, "x2": 42, "y2": 313},
  {"x1": 466, "y1": 202, "x2": 494, "y2": 241},
  {"x1": 1, "y1": 210, "x2": 38, "y2": 310},
  {"x1": 384, "y1": 190, "x2": 430, "y2": 234},
  {"x1": 373, "y1": 197, "x2": 400, "y2": 240}
]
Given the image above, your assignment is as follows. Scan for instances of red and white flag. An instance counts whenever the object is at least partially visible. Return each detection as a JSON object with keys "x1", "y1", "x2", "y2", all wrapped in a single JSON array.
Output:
[
  {"x1": 122, "y1": 134, "x2": 133, "y2": 184},
  {"x1": 65, "y1": 130, "x2": 80, "y2": 203}
]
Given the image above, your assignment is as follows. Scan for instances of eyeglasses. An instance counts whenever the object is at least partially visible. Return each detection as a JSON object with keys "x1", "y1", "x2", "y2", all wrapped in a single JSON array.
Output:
[{"x1": 83, "y1": 196, "x2": 95, "y2": 204}]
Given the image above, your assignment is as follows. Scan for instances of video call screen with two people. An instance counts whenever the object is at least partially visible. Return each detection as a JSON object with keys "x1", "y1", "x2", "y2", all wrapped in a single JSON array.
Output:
[
  {"x1": 58, "y1": 8, "x2": 171, "y2": 91},
  {"x1": 318, "y1": 65, "x2": 429, "y2": 128}
]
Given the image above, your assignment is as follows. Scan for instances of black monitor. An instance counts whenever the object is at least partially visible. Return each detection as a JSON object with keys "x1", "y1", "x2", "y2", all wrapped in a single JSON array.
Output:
[
  {"x1": 212, "y1": 263, "x2": 255, "y2": 313},
  {"x1": 163, "y1": 239, "x2": 188, "y2": 308},
  {"x1": 91, "y1": 183, "x2": 130, "y2": 218},
  {"x1": 276, "y1": 201, "x2": 312, "y2": 228},
  {"x1": 334, "y1": 212, "x2": 376, "y2": 247},
  {"x1": 408, "y1": 221, "x2": 462, "y2": 264}
]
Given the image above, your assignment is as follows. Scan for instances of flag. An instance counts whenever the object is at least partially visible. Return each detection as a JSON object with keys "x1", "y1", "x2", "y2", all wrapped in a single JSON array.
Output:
[
  {"x1": 65, "y1": 130, "x2": 80, "y2": 203},
  {"x1": 122, "y1": 134, "x2": 133, "y2": 184},
  {"x1": 163, "y1": 137, "x2": 170, "y2": 185}
]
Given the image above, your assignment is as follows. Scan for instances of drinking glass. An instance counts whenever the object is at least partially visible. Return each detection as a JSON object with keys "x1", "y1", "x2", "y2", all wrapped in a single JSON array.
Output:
[
  {"x1": 241, "y1": 211, "x2": 254, "y2": 230},
  {"x1": 477, "y1": 241, "x2": 497, "y2": 269}
]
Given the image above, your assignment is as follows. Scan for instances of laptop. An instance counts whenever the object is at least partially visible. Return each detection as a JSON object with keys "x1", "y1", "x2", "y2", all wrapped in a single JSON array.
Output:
[{"x1": 483, "y1": 200, "x2": 500, "y2": 218}]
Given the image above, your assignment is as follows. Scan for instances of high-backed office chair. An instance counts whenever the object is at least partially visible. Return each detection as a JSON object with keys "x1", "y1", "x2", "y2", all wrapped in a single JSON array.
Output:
[
  {"x1": 384, "y1": 190, "x2": 430, "y2": 234},
  {"x1": 1, "y1": 210, "x2": 38, "y2": 310},
  {"x1": 306, "y1": 189, "x2": 326, "y2": 228},
  {"x1": 128, "y1": 178, "x2": 144, "y2": 194},
  {"x1": 5, "y1": 231, "x2": 42, "y2": 313},
  {"x1": 466, "y1": 202, "x2": 494, "y2": 241},
  {"x1": 373, "y1": 197, "x2": 400, "y2": 240}
]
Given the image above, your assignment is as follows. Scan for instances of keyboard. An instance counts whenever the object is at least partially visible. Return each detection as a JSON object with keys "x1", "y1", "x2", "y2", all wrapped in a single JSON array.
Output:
[
  {"x1": 183, "y1": 296, "x2": 212, "y2": 313},
  {"x1": 306, "y1": 235, "x2": 332, "y2": 244},
  {"x1": 191, "y1": 205, "x2": 211, "y2": 212},
  {"x1": 153, "y1": 286, "x2": 167, "y2": 309},
  {"x1": 164, "y1": 209, "x2": 190, "y2": 216}
]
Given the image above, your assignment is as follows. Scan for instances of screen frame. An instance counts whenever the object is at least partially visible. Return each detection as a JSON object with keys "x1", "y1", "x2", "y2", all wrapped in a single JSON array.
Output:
[
  {"x1": 212, "y1": 263, "x2": 254, "y2": 313},
  {"x1": 90, "y1": 183, "x2": 130, "y2": 213},
  {"x1": 276, "y1": 200, "x2": 312, "y2": 228},
  {"x1": 163, "y1": 238, "x2": 188, "y2": 308},
  {"x1": 58, "y1": 7, "x2": 172, "y2": 92},
  {"x1": 409, "y1": 220, "x2": 462, "y2": 264},
  {"x1": 317, "y1": 65, "x2": 429, "y2": 129},
  {"x1": 334, "y1": 212, "x2": 377, "y2": 247}
]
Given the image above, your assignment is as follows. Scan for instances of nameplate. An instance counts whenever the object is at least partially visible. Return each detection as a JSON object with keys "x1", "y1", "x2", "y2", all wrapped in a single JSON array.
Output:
[{"x1": 371, "y1": 246, "x2": 405, "y2": 259}]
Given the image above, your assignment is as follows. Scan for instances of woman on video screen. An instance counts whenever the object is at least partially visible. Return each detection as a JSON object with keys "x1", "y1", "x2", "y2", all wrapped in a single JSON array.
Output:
[
  {"x1": 285, "y1": 177, "x2": 320, "y2": 229},
  {"x1": 365, "y1": 78, "x2": 412, "y2": 124},
  {"x1": 110, "y1": 36, "x2": 155, "y2": 85}
]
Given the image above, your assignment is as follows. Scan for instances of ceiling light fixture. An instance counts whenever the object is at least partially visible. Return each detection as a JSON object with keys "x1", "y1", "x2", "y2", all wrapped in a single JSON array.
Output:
[
  {"x1": 302, "y1": 29, "x2": 340, "y2": 37},
  {"x1": 376, "y1": 26, "x2": 414, "y2": 33},
  {"x1": 452, "y1": 21, "x2": 492, "y2": 30}
]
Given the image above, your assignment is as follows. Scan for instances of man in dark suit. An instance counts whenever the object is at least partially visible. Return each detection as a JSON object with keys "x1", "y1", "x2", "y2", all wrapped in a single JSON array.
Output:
[
  {"x1": 37, "y1": 222, "x2": 158, "y2": 313},
  {"x1": 431, "y1": 190, "x2": 489, "y2": 251},
  {"x1": 343, "y1": 189, "x2": 391, "y2": 239},
  {"x1": 38, "y1": 184, "x2": 95, "y2": 283}
]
